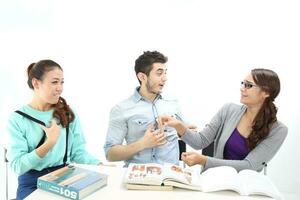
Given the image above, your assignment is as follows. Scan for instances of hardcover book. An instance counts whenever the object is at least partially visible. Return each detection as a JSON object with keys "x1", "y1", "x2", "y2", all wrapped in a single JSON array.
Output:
[
  {"x1": 37, "y1": 165, "x2": 107, "y2": 200},
  {"x1": 124, "y1": 163, "x2": 282, "y2": 199}
]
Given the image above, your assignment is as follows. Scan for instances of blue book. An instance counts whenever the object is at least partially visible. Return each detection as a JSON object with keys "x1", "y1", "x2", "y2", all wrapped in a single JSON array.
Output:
[{"x1": 37, "y1": 165, "x2": 108, "y2": 200}]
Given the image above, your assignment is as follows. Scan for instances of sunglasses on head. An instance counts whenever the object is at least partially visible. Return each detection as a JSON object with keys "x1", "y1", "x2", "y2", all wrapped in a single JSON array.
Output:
[{"x1": 241, "y1": 81, "x2": 258, "y2": 89}]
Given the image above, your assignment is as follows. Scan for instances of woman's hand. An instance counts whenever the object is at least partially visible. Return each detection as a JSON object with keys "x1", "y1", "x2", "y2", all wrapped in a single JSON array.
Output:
[
  {"x1": 181, "y1": 152, "x2": 208, "y2": 166},
  {"x1": 40, "y1": 119, "x2": 61, "y2": 146},
  {"x1": 187, "y1": 124, "x2": 197, "y2": 133},
  {"x1": 36, "y1": 119, "x2": 61, "y2": 158},
  {"x1": 158, "y1": 115, "x2": 187, "y2": 136}
]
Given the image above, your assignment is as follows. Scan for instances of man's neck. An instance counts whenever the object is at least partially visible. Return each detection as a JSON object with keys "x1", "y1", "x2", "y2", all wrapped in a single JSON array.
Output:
[{"x1": 138, "y1": 86, "x2": 158, "y2": 102}]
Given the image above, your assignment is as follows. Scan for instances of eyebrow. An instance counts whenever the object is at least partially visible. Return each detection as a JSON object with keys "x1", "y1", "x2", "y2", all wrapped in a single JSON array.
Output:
[
  {"x1": 156, "y1": 68, "x2": 167, "y2": 72},
  {"x1": 244, "y1": 80, "x2": 255, "y2": 84},
  {"x1": 51, "y1": 78, "x2": 64, "y2": 81}
]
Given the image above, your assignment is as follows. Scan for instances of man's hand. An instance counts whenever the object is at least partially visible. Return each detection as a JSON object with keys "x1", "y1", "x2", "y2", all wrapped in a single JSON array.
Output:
[{"x1": 140, "y1": 124, "x2": 166, "y2": 149}]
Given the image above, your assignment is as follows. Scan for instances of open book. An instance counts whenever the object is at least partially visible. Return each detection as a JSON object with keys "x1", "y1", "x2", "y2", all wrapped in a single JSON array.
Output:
[
  {"x1": 124, "y1": 163, "x2": 282, "y2": 200},
  {"x1": 124, "y1": 163, "x2": 199, "y2": 191}
]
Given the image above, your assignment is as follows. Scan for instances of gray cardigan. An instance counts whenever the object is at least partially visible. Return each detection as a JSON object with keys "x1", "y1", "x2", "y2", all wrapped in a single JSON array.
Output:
[{"x1": 181, "y1": 103, "x2": 288, "y2": 172}]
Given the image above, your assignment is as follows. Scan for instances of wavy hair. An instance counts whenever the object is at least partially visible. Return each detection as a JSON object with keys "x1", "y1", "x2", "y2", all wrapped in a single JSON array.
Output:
[{"x1": 247, "y1": 68, "x2": 280, "y2": 150}]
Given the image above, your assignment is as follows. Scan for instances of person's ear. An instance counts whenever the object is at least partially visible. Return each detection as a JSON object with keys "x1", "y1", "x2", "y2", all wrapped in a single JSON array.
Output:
[
  {"x1": 137, "y1": 72, "x2": 147, "y2": 83},
  {"x1": 32, "y1": 78, "x2": 40, "y2": 90},
  {"x1": 262, "y1": 91, "x2": 270, "y2": 99}
]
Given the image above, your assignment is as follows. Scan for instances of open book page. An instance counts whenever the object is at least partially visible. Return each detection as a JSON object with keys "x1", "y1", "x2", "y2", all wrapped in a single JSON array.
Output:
[
  {"x1": 123, "y1": 163, "x2": 164, "y2": 186},
  {"x1": 200, "y1": 166, "x2": 242, "y2": 193},
  {"x1": 162, "y1": 164, "x2": 202, "y2": 190},
  {"x1": 238, "y1": 170, "x2": 283, "y2": 199}
]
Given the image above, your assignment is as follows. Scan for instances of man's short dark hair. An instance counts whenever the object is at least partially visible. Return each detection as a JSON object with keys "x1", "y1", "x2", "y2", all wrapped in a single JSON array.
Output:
[{"x1": 134, "y1": 51, "x2": 168, "y2": 84}]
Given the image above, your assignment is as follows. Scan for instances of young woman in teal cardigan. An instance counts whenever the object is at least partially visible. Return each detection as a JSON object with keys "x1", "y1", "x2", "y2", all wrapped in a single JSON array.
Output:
[{"x1": 7, "y1": 60, "x2": 101, "y2": 199}]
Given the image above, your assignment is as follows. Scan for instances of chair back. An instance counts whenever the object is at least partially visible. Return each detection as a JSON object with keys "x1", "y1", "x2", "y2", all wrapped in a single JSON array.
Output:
[
  {"x1": 202, "y1": 142, "x2": 214, "y2": 157},
  {"x1": 178, "y1": 140, "x2": 186, "y2": 160}
]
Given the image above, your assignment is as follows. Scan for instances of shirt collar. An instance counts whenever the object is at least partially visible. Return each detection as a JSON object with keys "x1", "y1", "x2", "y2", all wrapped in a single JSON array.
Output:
[{"x1": 132, "y1": 86, "x2": 163, "y2": 103}]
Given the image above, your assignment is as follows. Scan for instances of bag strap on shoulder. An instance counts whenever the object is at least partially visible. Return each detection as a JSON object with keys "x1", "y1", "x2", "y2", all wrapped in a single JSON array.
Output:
[{"x1": 15, "y1": 110, "x2": 69, "y2": 163}]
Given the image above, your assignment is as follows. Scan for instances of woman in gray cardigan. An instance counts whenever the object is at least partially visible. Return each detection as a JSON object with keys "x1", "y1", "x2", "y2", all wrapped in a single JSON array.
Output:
[{"x1": 159, "y1": 68, "x2": 288, "y2": 172}]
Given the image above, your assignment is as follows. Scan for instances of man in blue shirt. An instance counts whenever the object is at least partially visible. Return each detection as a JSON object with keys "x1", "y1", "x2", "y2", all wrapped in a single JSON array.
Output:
[{"x1": 104, "y1": 51, "x2": 186, "y2": 166}]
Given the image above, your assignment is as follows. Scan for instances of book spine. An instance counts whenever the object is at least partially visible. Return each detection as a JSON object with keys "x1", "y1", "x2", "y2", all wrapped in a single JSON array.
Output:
[{"x1": 37, "y1": 179, "x2": 80, "y2": 200}]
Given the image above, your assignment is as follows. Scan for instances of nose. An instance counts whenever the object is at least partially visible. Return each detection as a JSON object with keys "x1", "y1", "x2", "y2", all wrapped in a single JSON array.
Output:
[
  {"x1": 162, "y1": 73, "x2": 167, "y2": 82},
  {"x1": 240, "y1": 86, "x2": 247, "y2": 94},
  {"x1": 57, "y1": 83, "x2": 63, "y2": 92}
]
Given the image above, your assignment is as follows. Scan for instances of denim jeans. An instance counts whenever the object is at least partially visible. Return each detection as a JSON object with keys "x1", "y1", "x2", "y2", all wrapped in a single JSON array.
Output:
[{"x1": 16, "y1": 164, "x2": 66, "y2": 200}]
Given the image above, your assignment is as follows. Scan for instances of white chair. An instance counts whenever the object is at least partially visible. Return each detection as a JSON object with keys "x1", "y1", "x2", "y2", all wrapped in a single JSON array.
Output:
[
  {"x1": 4, "y1": 147, "x2": 9, "y2": 200},
  {"x1": 3, "y1": 147, "x2": 16, "y2": 200}
]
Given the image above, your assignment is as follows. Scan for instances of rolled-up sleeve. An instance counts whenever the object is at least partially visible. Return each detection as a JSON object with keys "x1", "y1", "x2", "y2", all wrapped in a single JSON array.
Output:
[{"x1": 103, "y1": 105, "x2": 127, "y2": 158}]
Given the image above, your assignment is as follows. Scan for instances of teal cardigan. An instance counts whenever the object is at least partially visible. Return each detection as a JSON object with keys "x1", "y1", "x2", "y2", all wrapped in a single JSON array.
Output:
[{"x1": 7, "y1": 105, "x2": 100, "y2": 175}]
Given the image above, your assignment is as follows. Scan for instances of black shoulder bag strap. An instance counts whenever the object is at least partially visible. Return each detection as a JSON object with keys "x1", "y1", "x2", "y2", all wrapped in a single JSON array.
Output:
[{"x1": 15, "y1": 110, "x2": 69, "y2": 164}]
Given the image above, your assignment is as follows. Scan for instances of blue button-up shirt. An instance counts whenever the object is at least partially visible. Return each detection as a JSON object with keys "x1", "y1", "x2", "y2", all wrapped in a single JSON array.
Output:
[{"x1": 104, "y1": 87, "x2": 185, "y2": 166}]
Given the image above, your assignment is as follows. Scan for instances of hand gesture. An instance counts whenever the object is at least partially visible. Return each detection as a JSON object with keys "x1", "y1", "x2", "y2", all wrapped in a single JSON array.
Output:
[
  {"x1": 181, "y1": 152, "x2": 207, "y2": 166},
  {"x1": 158, "y1": 115, "x2": 187, "y2": 136},
  {"x1": 187, "y1": 124, "x2": 198, "y2": 133},
  {"x1": 141, "y1": 124, "x2": 166, "y2": 149},
  {"x1": 158, "y1": 114, "x2": 180, "y2": 127},
  {"x1": 40, "y1": 119, "x2": 61, "y2": 146}
]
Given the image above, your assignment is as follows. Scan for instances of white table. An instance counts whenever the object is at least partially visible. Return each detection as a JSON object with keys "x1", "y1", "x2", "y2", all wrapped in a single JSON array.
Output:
[{"x1": 25, "y1": 164, "x2": 274, "y2": 200}]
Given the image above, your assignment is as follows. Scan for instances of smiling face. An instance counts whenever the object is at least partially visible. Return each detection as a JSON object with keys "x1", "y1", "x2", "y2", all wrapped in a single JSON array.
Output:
[
  {"x1": 240, "y1": 73, "x2": 269, "y2": 107},
  {"x1": 32, "y1": 67, "x2": 64, "y2": 105},
  {"x1": 141, "y1": 62, "x2": 167, "y2": 95}
]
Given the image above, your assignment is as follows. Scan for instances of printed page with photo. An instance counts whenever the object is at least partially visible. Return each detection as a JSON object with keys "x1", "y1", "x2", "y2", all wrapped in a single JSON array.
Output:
[
  {"x1": 162, "y1": 164, "x2": 202, "y2": 189},
  {"x1": 124, "y1": 163, "x2": 164, "y2": 186}
]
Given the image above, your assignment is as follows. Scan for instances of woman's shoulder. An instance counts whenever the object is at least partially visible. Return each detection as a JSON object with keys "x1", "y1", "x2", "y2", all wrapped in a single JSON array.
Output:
[
  {"x1": 7, "y1": 105, "x2": 34, "y2": 131},
  {"x1": 8, "y1": 105, "x2": 30, "y2": 121},
  {"x1": 271, "y1": 120, "x2": 288, "y2": 135},
  {"x1": 220, "y1": 102, "x2": 245, "y2": 113}
]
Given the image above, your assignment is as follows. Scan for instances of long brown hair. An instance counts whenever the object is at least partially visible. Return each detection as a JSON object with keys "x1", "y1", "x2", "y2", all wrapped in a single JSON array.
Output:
[
  {"x1": 247, "y1": 68, "x2": 280, "y2": 150},
  {"x1": 27, "y1": 60, "x2": 75, "y2": 127}
]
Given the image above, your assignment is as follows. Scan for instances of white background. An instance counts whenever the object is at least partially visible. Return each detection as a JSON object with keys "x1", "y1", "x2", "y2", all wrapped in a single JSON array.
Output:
[{"x1": 0, "y1": 0, "x2": 299, "y2": 199}]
